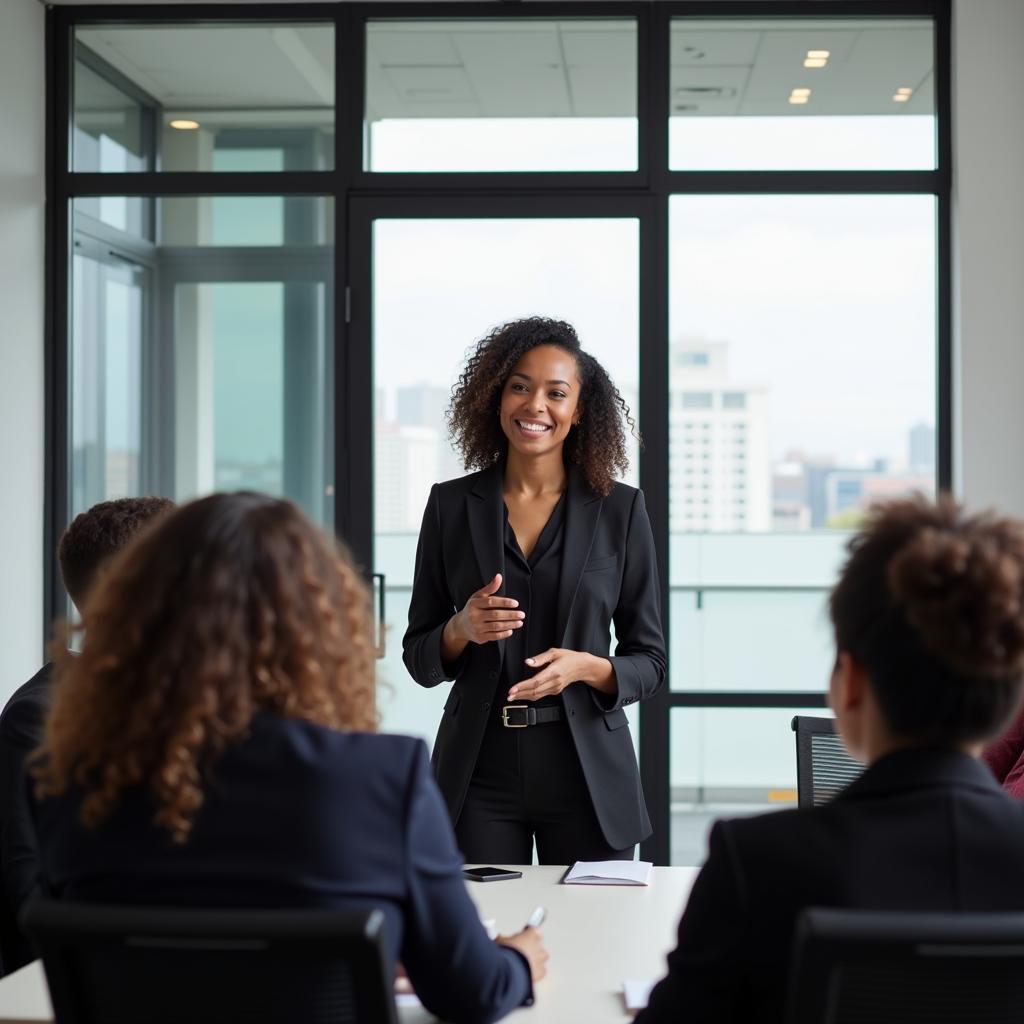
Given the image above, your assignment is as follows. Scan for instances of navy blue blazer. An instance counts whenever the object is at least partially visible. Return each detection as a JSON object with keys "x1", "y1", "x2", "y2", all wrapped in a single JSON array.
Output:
[
  {"x1": 403, "y1": 463, "x2": 667, "y2": 850},
  {"x1": 32, "y1": 716, "x2": 531, "y2": 1024},
  {"x1": 0, "y1": 662, "x2": 52, "y2": 976},
  {"x1": 638, "y1": 747, "x2": 1024, "y2": 1024}
]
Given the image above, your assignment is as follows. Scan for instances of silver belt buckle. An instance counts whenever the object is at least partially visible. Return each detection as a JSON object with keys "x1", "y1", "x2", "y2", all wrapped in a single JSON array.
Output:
[{"x1": 502, "y1": 704, "x2": 529, "y2": 728}]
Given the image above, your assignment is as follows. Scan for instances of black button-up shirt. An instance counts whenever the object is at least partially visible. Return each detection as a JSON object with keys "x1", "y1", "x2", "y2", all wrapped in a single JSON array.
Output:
[{"x1": 501, "y1": 494, "x2": 566, "y2": 708}]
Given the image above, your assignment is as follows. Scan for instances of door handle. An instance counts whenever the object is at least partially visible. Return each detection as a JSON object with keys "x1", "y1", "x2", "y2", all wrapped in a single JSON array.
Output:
[{"x1": 372, "y1": 573, "x2": 386, "y2": 659}]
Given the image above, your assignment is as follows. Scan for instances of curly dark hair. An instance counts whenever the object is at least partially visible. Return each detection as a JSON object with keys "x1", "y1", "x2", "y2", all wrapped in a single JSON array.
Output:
[
  {"x1": 58, "y1": 496, "x2": 175, "y2": 607},
  {"x1": 447, "y1": 317, "x2": 638, "y2": 496},
  {"x1": 830, "y1": 494, "x2": 1024, "y2": 745},
  {"x1": 35, "y1": 492, "x2": 377, "y2": 843}
]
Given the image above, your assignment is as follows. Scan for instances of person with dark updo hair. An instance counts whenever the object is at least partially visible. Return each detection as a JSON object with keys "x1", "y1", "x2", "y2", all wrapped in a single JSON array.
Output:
[
  {"x1": 29, "y1": 493, "x2": 546, "y2": 1023},
  {"x1": 403, "y1": 317, "x2": 666, "y2": 864},
  {"x1": 638, "y1": 495, "x2": 1024, "y2": 1024}
]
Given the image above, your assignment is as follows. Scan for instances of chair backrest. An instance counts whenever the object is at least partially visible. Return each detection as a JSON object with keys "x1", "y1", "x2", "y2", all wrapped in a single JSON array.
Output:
[
  {"x1": 22, "y1": 901, "x2": 399, "y2": 1024},
  {"x1": 791, "y1": 715, "x2": 864, "y2": 808},
  {"x1": 787, "y1": 907, "x2": 1024, "y2": 1024}
]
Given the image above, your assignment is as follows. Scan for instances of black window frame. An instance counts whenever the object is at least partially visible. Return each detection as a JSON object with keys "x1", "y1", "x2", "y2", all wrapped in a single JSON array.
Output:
[{"x1": 46, "y1": 0, "x2": 952, "y2": 865}]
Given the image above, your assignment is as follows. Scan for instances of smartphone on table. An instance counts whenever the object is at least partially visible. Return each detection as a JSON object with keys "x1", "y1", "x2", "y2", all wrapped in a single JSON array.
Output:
[{"x1": 463, "y1": 866, "x2": 523, "y2": 882}]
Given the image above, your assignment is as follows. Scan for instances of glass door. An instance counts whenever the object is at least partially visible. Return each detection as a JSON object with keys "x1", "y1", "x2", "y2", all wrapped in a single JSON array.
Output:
[{"x1": 348, "y1": 199, "x2": 648, "y2": 757}]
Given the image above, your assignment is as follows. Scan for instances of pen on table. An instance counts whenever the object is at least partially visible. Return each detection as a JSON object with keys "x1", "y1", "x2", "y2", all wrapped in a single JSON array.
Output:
[{"x1": 525, "y1": 905, "x2": 546, "y2": 929}]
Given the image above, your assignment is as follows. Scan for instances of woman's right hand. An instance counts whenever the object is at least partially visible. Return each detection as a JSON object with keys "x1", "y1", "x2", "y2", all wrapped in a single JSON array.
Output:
[
  {"x1": 448, "y1": 574, "x2": 525, "y2": 646},
  {"x1": 497, "y1": 927, "x2": 549, "y2": 982}
]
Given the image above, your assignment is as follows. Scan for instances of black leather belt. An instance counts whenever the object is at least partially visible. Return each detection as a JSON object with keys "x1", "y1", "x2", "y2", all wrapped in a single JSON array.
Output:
[{"x1": 501, "y1": 704, "x2": 565, "y2": 728}]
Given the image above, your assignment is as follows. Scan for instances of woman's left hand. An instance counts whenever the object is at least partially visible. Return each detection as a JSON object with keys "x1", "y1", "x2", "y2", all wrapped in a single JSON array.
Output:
[{"x1": 507, "y1": 649, "x2": 615, "y2": 701}]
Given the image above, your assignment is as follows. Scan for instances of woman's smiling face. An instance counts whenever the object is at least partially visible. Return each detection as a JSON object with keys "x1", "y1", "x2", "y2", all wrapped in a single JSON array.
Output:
[{"x1": 499, "y1": 344, "x2": 581, "y2": 459}]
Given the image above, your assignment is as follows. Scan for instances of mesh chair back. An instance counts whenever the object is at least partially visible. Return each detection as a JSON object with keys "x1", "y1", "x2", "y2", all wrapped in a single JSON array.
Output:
[
  {"x1": 787, "y1": 907, "x2": 1024, "y2": 1024},
  {"x1": 22, "y1": 901, "x2": 399, "y2": 1024},
  {"x1": 791, "y1": 715, "x2": 864, "y2": 808}
]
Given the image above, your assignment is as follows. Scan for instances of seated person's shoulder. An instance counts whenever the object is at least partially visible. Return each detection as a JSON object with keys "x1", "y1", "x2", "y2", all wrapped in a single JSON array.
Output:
[
  {"x1": 707, "y1": 805, "x2": 836, "y2": 882},
  {"x1": 0, "y1": 664, "x2": 54, "y2": 745},
  {"x1": 252, "y1": 716, "x2": 428, "y2": 782}
]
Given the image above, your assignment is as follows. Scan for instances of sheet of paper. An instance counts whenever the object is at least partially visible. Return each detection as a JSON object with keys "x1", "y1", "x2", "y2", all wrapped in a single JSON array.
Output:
[
  {"x1": 564, "y1": 860, "x2": 653, "y2": 885},
  {"x1": 396, "y1": 992, "x2": 422, "y2": 1008},
  {"x1": 622, "y1": 979, "x2": 655, "y2": 1013}
]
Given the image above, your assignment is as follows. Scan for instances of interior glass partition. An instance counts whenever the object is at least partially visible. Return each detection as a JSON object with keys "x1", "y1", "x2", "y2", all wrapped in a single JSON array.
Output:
[
  {"x1": 72, "y1": 21, "x2": 336, "y2": 172},
  {"x1": 669, "y1": 17, "x2": 936, "y2": 170},
  {"x1": 70, "y1": 195, "x2": 334, "y2": 526},
  {"x1": 365, "y1": 18, "x2": 638, "y2": 172}
]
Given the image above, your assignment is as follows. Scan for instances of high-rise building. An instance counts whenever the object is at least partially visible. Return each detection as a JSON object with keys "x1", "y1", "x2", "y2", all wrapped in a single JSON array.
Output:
[
  {"x1": 669, "y1": 338, "x2": 771, "y2": 532},
  {"x1": 909, "y1": 421, "x2": 936, "y2": 475},
  {"x1": 396, "y1": 383, "x2": 462, "y2": 482},
  {"x1": 374, "y1": 422, "x2": 439, "y2": 533}
]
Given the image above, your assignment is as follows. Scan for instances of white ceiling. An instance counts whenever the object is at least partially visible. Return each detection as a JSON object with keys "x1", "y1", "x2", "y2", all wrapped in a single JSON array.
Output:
[{"x1": 75, "y1": 16, "x2": 935, "y2": 122}]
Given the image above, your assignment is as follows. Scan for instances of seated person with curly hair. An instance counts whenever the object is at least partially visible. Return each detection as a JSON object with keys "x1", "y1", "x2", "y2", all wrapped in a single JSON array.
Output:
[
  {"x1": 0, "y1": 496, "x2": 173, "y2": 976},
  {"x1": 638, "y1": 496, "x2": 1024, "y2": 1024},
  {"x1": 29, "y1": 493, "x2": 546, "y2": 1024}
]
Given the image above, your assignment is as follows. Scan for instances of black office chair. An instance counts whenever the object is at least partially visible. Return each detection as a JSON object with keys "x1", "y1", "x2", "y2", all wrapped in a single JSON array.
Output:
[
  {"x1": 791, "y1": 715, "x2": 864, "y2": 808},
  {"x1": 22, "y1": 901, "x2": 399, "y2": 1024},
  {"x1": 787, "y1": 907, "x2": 1024, "y2": 1024}
]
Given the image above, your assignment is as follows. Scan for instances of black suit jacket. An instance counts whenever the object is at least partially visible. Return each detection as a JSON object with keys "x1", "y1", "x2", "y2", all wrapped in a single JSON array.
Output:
[
  {"x1": 33, "y1": 716, "x2": 531, "y2": 1024},
  {"x1": 638, "y1": 747, "x2": 1024, "y2": 1024},
  {"x1": 403, "y1": 463, "x2": 667, "y2": 850},
  {"x1": 0, "y1": 663, "x2": 52, "y2": 976}
]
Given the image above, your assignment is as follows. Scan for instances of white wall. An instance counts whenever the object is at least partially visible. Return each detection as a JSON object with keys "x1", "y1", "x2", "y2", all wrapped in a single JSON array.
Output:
[
  {"x1": 953, "y1": 0, "x2": 1024, "y2": 514},
  {"x1": 0, "y1": 0, "x2": 45, "y2": 702}
]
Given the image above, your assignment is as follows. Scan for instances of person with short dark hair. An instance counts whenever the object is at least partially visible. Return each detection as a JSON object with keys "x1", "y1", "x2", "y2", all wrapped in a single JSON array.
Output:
[
  {"x1": 0, "y1": 495, "x2": 173, "y2": 976},
  {"x1": 638, "y1": 495, "x2": 1024, "y2": 1024},
  {"x1": 30, "y1": 493, "x2": 546, "y2": 1022},
  {"x1": 403, "y1": 317, "x2": 666, "y2": 864}
]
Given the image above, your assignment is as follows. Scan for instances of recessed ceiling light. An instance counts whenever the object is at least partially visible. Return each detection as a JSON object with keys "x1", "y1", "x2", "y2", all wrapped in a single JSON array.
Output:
[
  {"x1": 169, "y1": 119, "x2": 200, "y2": 131},
  {"x1": 803, "y1": 58, "x2": 828, "y2": 68},
  {"x1": 807, "y1": 50, "x2": 831, "y2": 59},
  {"x1": 896, "y1": 87, "x2": 913, "y2": 96},
  {"x1": 789, "y1": 95, "x2": 810, "y2": 105},
  {"x1": 892, "y1": 94, "x2": 910, "y2": 103},
  {"x1": 790, "y1": 88, "x2": 811, "y2": 98}
]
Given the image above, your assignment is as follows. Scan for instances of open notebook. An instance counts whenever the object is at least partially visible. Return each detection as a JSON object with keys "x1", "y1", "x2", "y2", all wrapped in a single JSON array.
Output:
[{"x1": 563, "y1": 860, "x2": 653, "y2": 885}]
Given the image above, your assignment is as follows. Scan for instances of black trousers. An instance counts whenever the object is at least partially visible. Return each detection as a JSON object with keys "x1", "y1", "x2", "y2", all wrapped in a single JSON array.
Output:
[{"x1": 454, "y1": 711, "x2": 635, "y2": 865}]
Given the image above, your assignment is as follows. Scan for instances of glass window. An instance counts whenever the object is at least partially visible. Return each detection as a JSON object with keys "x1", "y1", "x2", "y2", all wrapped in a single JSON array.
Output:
[
  {"x1": 670, "y1": 18, "x2": 936, "y2": 170},
  {"x1": 73, "y1": 23, "x2": 335, "y2": 172},
  {"x1": 71, "y1": 251, "x2": 145, "y2": 517},
  {"x1": 70, "y1": 196, "x2": 334, "y2": 527},
  {"x1": 671, "y1": 706, "x2": 830, "y2": 864},
  {"x1": 365, "y1": 20, "x2": 637, "y2": 172},
  {"x1": 668, "y1": 195, "x2": 936, "y2": 708},
  {"x1": 670, "y1": 195, "x2": 936, "y2": 537}
]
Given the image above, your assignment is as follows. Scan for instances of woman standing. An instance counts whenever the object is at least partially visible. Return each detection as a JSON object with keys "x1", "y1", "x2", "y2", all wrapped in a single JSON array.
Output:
[{"x1": 403, "y1": 317, "x2": 666, "y2": 864}]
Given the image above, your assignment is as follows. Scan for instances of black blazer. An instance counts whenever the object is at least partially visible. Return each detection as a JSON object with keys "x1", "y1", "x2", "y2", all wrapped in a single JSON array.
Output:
[
  {"x1": 0, "y1": 662, "x2": 52, "y2": 976},
  {"x1": 403, "y1": 463, "x2": 667, "y2": 850},
  {"x1": 32, "y1": 716, "x2": 532, "y2": 1024},
  {"x1": 638, "y1": 747, "x2": 1024, "y2": 1024}
]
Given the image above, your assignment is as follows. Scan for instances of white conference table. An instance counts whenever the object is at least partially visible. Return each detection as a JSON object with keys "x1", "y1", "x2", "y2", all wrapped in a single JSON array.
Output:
[{"x1": 0, "y1": 865, "x2": 699, "y2": 1024}]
